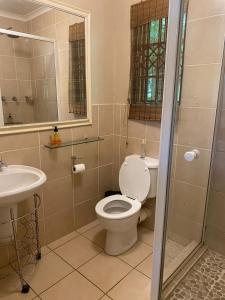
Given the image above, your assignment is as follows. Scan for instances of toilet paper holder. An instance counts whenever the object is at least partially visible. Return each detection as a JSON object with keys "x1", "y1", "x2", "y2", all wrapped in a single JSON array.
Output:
[{"x1": 71, "y1": 156, "x2": 83, "y2": 162}]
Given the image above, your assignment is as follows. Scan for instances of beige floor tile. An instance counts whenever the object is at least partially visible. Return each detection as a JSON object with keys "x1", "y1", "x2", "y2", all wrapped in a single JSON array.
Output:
[
  {"x1": 138, "y1": 226, "x2": 154, "y2": 246},
  {"x1": 24, "y1": 252, "x2": 73, "y2": 294},
  {"x1": 136, "y1": 255, "x2": 153, "y2": 278},
  {"x1": 41, "y1": 246, "x2": 51, "y2": 256},
  {"x1": 83, "y1": 225, "x2": 106, "y2": 248},
  {"x1": 55, "y1": 236, "x2": 102, "y2": 269},
  {"x1": 108, "y1": 270, "x2": 151, "y2": 300},
  {"x1": 48, "y1": 231, "x2": 79, "y2": 250},
  {"x1": 0, "y1": 271, "x2": 36, "y2": 300},
  {"x1": 79, "y1": 253, "x2": 132, "y2": 293},
  {"x1": 165, "y1": 239, "x2": 185, "y2": 259},
  {"x1": 119, "y1": 241, "x2": 152, "y2": 267},
  {"x1": 40, "y1": 271, "x2": 103, "y2": 300},
  {"x1": 164, "y1": 255, "x2": 175, "y2": 268},
  {"x1": 101, "y1": 296, "x2": 112, "y2": 300},
  {"x1": 76, "y1": 219, "x2": 100, "y2": 234}
]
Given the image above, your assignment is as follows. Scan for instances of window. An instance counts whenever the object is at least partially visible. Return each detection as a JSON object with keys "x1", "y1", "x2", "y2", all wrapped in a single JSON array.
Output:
[{"x1": 129, "y1": 0, "x2": 168, "y2": 121}]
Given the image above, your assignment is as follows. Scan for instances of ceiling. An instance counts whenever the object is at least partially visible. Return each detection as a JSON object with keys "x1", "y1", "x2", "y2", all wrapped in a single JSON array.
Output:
[{"x1": 0, "y1": 0, "x2": 44, "y2": 17}]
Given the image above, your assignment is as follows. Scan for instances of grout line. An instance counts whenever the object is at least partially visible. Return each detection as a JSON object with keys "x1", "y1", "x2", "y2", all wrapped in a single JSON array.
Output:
[
  {"x1": 36, "y1": 269, "x2": 75, "y2": 296},
  {"x1": 51, "y1": 249, "x2": 106, "y2": 294},
  {"x1": 47, "y1": 231, "x2": 81, "y2": 251},
  {"x1": 184, "y1": 62, "x2": 221, "y2": 67},
  {"x1": 105, "y1": 267, "x2": 135, "y2": 296},
  {"x1": 187, "y1": 12, "x2": 225, "y2": 23},
  {"x1": 0, "y1": 145, "x2": 39, "y2": 154}
]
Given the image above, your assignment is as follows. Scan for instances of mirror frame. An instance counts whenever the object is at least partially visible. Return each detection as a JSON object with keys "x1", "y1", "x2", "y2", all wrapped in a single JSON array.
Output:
[{"x1": 0, "y1": 0, "x2": 92, "y2": 135}]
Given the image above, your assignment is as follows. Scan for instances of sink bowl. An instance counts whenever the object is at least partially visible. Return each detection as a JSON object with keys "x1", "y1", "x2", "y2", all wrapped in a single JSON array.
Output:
[{"x1": 0, "y1": 165, "x2": 47, "y2": 207}]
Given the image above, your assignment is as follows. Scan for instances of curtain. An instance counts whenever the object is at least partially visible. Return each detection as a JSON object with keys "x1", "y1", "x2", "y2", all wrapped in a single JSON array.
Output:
[
  {"x1": 129, "y1": 0, "x2": 168, "y2": 121},
  {"x1": 69, "y1": 22, "x2": 87, "y2": 116}
]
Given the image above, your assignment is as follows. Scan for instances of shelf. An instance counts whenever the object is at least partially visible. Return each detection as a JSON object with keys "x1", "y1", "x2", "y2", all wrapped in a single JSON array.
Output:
[{"x1": 44, "y1": 136, "x2": 104, "y2": 149}]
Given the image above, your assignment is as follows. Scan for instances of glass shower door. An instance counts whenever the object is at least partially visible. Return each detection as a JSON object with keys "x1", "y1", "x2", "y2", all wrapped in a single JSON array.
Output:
[{"x1": 151, "y1": 0, "x2": 225, "y2": 299}]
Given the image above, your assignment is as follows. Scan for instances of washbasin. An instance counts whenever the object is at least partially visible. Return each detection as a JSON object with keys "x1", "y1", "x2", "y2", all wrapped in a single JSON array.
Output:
[{"x1": 0, "y1": 165, "x2": 47, "y2": 207}]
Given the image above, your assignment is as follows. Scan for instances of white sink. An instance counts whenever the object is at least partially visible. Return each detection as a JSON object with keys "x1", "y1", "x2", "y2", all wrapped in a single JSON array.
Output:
[{"x1": 0, "y1": 165, "x2": 47, "y2": 207}]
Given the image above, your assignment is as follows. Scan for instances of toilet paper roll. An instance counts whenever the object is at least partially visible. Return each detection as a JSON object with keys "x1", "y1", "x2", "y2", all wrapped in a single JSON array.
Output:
[{"x1": 72, "y1": 164, "x2": 85, "y2": 174}]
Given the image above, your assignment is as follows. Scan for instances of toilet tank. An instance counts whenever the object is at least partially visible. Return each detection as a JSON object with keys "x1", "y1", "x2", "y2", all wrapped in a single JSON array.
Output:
[{"x1": 144, "y1": 156, "x2": 159, "y2": 198}]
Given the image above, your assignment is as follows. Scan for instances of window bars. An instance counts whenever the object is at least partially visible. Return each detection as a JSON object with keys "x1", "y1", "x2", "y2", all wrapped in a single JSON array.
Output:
[{"x1": 129, "y1": 0, "x2": 169, "y2": 121}]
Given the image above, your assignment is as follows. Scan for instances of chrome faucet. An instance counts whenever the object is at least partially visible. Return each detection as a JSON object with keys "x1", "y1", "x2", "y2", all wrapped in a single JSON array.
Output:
[{"x1": 0, "y1": 159, "x2": 7, "y2": 171}]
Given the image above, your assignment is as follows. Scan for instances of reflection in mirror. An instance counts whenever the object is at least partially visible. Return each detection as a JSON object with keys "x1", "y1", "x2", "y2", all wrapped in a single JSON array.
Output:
[
  {"x1": 0, "y1": 34, "x2": 58, "y2": 125},
  {"x1": 0, "y1": 0, "x2": 88, "y2": 128}
]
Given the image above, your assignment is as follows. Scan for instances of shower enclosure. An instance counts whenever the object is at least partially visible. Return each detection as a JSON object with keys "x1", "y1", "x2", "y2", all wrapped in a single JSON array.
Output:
[{"x1": 151, "y1": 0, "x2": 225, "y2": 299}]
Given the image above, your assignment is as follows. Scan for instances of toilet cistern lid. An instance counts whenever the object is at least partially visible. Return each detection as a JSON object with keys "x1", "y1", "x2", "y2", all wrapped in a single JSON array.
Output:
[{"x1": 119, "y1": 155, "x2": 150, "y2": 203}]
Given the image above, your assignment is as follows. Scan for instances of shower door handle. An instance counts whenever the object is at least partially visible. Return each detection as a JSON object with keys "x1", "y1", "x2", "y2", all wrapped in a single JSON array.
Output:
[{"x1": 184, "y1": 149, "x2": 200, "y2": 162}]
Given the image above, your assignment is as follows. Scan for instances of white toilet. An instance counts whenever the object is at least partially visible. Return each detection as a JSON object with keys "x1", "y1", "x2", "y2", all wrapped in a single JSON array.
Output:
[{"x1": 95, "y1": 154, "x2": 159, "y2": 255}]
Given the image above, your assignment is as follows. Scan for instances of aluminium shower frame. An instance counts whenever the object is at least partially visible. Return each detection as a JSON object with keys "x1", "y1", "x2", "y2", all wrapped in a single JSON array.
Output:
[{"x1": 151, "y1": 0, "x2": 186, "y2": 299}]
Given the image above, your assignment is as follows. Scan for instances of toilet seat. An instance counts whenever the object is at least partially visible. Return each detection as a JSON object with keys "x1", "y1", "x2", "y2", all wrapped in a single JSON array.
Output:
[{"x1": 95, "y1": 195, "x2": 141, "y2": 220}]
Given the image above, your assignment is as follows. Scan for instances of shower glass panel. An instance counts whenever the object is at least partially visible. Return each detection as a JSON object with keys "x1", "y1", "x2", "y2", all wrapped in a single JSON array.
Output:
[
  {"x1": 160, "y1": 0, "x2": 222, "y2": 288},
  {"x1": 204, "y1": 45, "x2": 225, "y2": 256}
]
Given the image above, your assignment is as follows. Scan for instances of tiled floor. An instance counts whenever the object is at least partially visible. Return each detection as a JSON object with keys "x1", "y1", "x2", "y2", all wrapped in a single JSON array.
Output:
[
  {"x1": 0, "y1": 220, "x2": 184, "y2": 300},
  {"x1": 167, "y1": 249, "x2": 225, "y2": 300}
]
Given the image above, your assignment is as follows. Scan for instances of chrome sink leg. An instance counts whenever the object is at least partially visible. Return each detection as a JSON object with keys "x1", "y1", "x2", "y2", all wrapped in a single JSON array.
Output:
[
  {"x1": 10, "y1": 208, "x2": 30, "y2": 294},
  {"x1": 34, "y1": 194, "x2": 41, "y2": 260}
]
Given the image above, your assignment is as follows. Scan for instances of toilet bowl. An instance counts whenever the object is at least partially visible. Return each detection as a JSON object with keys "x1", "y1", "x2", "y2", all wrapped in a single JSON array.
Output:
[{"x1": 95, "y1": 154, "x2": 158, "y2": 255}]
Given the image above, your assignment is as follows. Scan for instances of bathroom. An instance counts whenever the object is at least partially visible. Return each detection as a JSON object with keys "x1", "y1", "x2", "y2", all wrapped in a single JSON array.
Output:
[{"x1": 0, "y1": 0, "x2": 224, "y2": 299}]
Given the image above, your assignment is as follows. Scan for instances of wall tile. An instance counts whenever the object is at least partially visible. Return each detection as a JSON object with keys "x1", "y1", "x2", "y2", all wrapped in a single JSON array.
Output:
[
  {"x1": 168, "y1": 213, "x2": 203, "y2": 243},
  {"x1": 44, "y1": 208, "x2": 74, "y2": 244},
  {"x1": 211, "y1": 151, "x2": 225, "y2": 193},
  {"x1": 175, "y1": 145, "x2": 211, "y2": 187},
  {"x1": 0, "y1": 36, "x2": 14, "y2": 56},
  {"x1": 72, "y1": 106, "x2": 98, "y2": 139},
  {"x1": 99, "y1": 105, "x2": 113, "y2": 136},
  {"x1": 145, "y1": 141, "x2": 160, "y2": 158},
  {"x1": 40, "y1": 147, "x2": 72, "y2": 181},
  {"x1": 120, "y1": 137, "x2": 142, "y2": 163},
  {"x1": 2, "y1": 147, "x2": 40, "y2": 168},
  {"x1": 0, "y1": 132, "x2": 39, "y2": 152},
  {"x1": 177, "y1": 107, "x2": 216, "y2": 149},
  {"x1": 0, "y1": 56, "x2": 16, "y2": 79},
  {"x1": 74, "y1": 168, "x2": 99, "y2": 204},
  {"x1": 172, "y1": 180, "x2": 207, "y2": 224},
  {"x1": 121, "y1": 119, "x2": 146, "y2": 139},
  {"x1": 205, "y1": 226, "x2": 225, "y2": 256},
  {"x1": 114, "y1": 105, "x2": 121, "y2": 135},
  {"x1": 146, "y1": 121, "x2": 161, "y2": 141},
  {"x1": 99, "y1": 164, "x2": 113, "y2": 198},
  {"x1": 184, "y1": 16, "x2": 225, "y2": 65},
  {"x1": 215, "y1": 109, "x2": 225, "y2": 152},
  {"x1": 43, "y1": 176, "x2": 73, "y2": 217},
  {"x1": 99, "y1": 135, "x2": 113, "y2": 165},
  {"x1": 74, "y1": 199, "x2": 98, "y2": 230},
  {"x1": 73, "y1": 142, "x2": 99, "y2": 170},
  {"x1": 181, "y1": 64, "x2": 221, "y2": 108},
  {"x1": 188, "y1": 0, "x2": 225, "y2": 20},
  {"x1": 15, "y1": 57, "x2": 31, "y2": 80},
  {"x1": 31, "y1": 56, "x2": 45, "y2": 79}
]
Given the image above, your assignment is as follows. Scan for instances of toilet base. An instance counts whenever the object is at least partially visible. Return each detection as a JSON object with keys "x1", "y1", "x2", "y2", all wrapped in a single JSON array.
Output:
[{"x1": 105, "y1": 225, "x2": 138, "y2": 255}]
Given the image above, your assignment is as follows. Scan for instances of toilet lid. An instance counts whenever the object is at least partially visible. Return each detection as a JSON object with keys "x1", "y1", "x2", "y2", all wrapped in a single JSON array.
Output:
[{"x1": 119, "y1": 155, "x2": 150, "y2": 203}]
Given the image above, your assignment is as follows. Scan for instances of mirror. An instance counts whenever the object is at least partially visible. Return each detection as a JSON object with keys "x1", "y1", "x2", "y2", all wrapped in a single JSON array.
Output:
[{"x1": 0, "y1": 0, "x2": 91, "y2": 131}]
